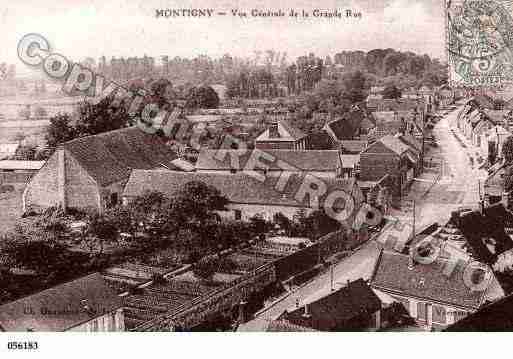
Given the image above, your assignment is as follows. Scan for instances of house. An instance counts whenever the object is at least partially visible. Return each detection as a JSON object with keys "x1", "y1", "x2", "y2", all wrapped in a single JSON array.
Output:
[
  {"x1": 22, "y1": 127, "x2": 178, "y2": 213},
  {"x1": 122, "y1": 170, "x2": 364, "y2": 224},
  {"x1": 262, "y1": 236, "x2": 313, "y2": 253},
  {"x1": 437, "y1": 86, "x2": 455, "y2": 108},
  {"x1": 0, "y1": 273, "x2": 124, "y2": 332},
  {"x1": 359, "y1": 135, "x2": 418, "y2": 197},
  {"x1": 276, "y1": 278, "x2": 382, "y2": 331},
  {"x1": 471, "y1": 116, "x2": 495, "y2": 148},
  {"x1": 323, "y1": 108, "x2": 371, "y2": 143},
  {"x1": 483, "y1": 161, "x2": 513, "y2": 206},
  {"x1": 370, "y1": 250, "x2": 502, "y2": 330},
  {"x1": 255, "y1": 119, "x2": 307, "y2": 150},
  {"x1": 481, "y1": 125, "x2": 511, "y2": 164},
  {"x1": 195, "y1": 149, "x2": 344, "y2": 178},
  {"x1": 445, "y1": 292, "x2": 513, "y2": 331},
  {"x1": 0, "y1": 160, "x2": 45, "y2": 183},
  {"x1": 339, "y1": 154, "x2": 360, "y2": 179},
  {"x1": 339, "y1": 140, "x2": 368, "y2": 154},
  {"x1": 0, "y1": 143, "x2": 19, "y2": 159},
  {"x1": 367, "y1": 98, "x2": 426, "y2": 125}
]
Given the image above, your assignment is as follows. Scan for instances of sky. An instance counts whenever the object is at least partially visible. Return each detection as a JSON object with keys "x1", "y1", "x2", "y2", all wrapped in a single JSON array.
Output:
[{"x1": 1, "y1": 0, "x2": 446, "y2": 76}]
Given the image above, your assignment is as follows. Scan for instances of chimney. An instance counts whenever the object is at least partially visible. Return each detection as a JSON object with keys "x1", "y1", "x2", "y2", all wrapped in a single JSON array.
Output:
[
  {"x1": 269, "y1": 122, "x2": 280, "y2": 138},
  {"x1": 302, "y1": 303, "x2": 312, "y2": 319},
  {"x1": 407, "y1": 246, "x2": 415, "y2": 270},
  {"x1": 57, "y1": 147, "x2": 67, "y2": 212},
  {"x1": 237, "y1": 300, "x2": 248, "y2": 324}
]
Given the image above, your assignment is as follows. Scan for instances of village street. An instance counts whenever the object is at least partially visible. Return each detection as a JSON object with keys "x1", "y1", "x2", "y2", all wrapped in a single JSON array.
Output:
[{"x1": 239, "y1": 105, "x2": 485, "y2": 331}]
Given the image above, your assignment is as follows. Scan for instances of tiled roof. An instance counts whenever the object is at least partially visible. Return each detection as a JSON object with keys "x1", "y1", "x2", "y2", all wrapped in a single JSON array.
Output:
[
  {"x1": 483, "y1": 109, "x2": 508, "y2": 125},
  {"x1": 325, "y1": 110, "x2": 366, "y2": 141},
  {"x1": 0, "y1": 273, "x2": 123, "y2": 331},
  {"x1": 279, "y1": 278, "x2": 381, "y2": 331},
  {"x1": 123, "y1": 170, "x2": 358, "y2": 208},
  {"x1": 63, "y1": 127, "x2": 177, "y2": 186},
  {"x1": 445, "y1": 292, "x2": 513, "y2": 331},
  {"x1": 256, "y1": 119, "x2": 306, "y2": 142},
  {"x1": 370, "y1": 251, "x2": 488, "y2": 310},
  {"x1": 195, "y1": 149, "x2": 341, "y2": 172}
]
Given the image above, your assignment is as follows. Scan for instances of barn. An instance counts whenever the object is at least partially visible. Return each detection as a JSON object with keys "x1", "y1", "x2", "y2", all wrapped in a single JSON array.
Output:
[{"x1": 23, "y1": 127, "x2": 177, "y2": 213}]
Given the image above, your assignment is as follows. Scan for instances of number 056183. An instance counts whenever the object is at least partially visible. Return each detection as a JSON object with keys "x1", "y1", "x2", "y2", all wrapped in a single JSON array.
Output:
[{"x1": 7, "y1": 341, "x2": 38, "y2": 350}]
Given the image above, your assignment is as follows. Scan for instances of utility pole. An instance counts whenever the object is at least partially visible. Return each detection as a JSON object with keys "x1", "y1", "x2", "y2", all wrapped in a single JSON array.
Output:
[
  {"x1": 412, "y1": 199, "x2": 416, "y2": 242},
  {"x1": 330, "y1": 265, "x2": 334, "y2": 292}
]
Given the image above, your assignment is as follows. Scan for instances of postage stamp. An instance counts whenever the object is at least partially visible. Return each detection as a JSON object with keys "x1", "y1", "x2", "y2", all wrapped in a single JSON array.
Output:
[{"x1": 446, "y1": 0, "x2": 513, "y2": 87}]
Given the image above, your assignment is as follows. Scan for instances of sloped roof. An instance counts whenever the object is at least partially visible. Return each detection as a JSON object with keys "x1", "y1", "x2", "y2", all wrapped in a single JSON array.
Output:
[
  {"x1": 325, "y1": 110, "x2": 366, "y2": 141},
  {"x1": 256, "y1": 119, "x2": 306, "y2": 142},
  {"x1": 339, "y1": 154, "x2": 360, "y2": 168},
  {"x1": 0, "y1": 273, "x2": 123, "y2": 332},
  {"x1": 62, "y1": 127, "x2": 177, "y2": 186},
  {"x1": 339, "y1": 140, "x2": 367, "y2": 154},
  {"x1": 368, "y1": 98, "x2": 425, "y2": 111},
  {"x1": 0, "y1": 160, "x2": 45, "y2": 170},
  {"x1": 483, "y1": 109, "x2": 508, "y2": 125},
  {"x1": 279, "y1": 278, "x2": 381, "y2": 331},
  {"x1": 195, "y1": 149, "x2": 341, "y2": 172},
  {"x1": 398, "y1": 134, "x2": 422, "y2": 153},
  {"x1": 378, "y1": 135, "x2": 411, "y2": 155},
  {"x1": 372, "y1": 111, "x2": 396, "y2": 123},
  {"x1": 445, "y1": 292, "x2": 513, "y2": 331},
  {"x1": 370, "y1": 251, "x2": 489, "y2": 310},
  {"x1": 123, "y1": 170, "x2": 357, "y2": 209}
]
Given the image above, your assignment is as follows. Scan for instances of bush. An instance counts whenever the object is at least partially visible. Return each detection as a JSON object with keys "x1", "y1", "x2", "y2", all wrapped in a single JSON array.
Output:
[{"x1": 0, "y1": 185, "x2": 14, "y2": 194}]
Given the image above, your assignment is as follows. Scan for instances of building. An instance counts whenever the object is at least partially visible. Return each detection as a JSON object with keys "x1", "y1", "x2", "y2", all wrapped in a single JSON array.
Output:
[
  {"x1": 445, "y1": 292, "x2": 513, "y2": 331},
  {"x1": 481, "y1": 125, "x2": 511, "y2": 164},
  {"x1": 195, "y1": 149, "x2": 344, "y2": 178},
  {"x1": 0, "y1": 143, "x2": 19, "y2": 159},
  {"x1": 339, "y1": 140, "x2": 368, "y2": 154},
  {"x1": 276, "y1": 278, "x2": 382, "y2": 331},
  {"x1": 262, "y1": 236, "x2": 313, "y2": 253},
  {"x1": 370, "y1": 250, "x2": 502, "y2": 330},
  {"x1": 0, "y1": 273, "x2": 124, "y2": 332},
  {"x1": 359, "y1": 135, "x2": 419, "y2": 197},
  {"x1": 323, "y1": 108, "x2": 372, "y2": 143},
  {"x1": 122, "y1": 170, "x2": 364, "y2": 224},
  {"x1": 483, "y1": 161, "x2": 513, "y2": 206},
  {"x1": 22, "y1": 127, "x2": 177, "y2": 213},
  {"x1": 0, "y1": 160, "x2": 45, "y2": 183},
  {"x1": 255, "y1": 120, "x2": 307, "y2": 150}
]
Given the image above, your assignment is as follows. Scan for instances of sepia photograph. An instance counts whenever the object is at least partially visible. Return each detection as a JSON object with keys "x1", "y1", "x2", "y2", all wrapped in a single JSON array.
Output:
[{"x1": 1, "y1": 1, "x2": 513, "y2": 354}]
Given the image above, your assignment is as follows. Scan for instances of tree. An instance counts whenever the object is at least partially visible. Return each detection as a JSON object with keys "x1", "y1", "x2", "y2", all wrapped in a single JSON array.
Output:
[
  {"x1": 185, "y1": 86, "x2": 220, "y2": 109},
  {"x1": 46, "y1": 114, "x2": 77, "y2": 148},
  {"x1": 193, "y1": 256, "x2": 236, "y2": 282},
  {"x1": 75, "y1": 98, "x2": 129, "y2": 136},
  {"x1": 382, "y1": 84, "x2": 402, "y2": 99},
  {"x1": 83, "y1": 214, "x2": 119, "y2": 255}
]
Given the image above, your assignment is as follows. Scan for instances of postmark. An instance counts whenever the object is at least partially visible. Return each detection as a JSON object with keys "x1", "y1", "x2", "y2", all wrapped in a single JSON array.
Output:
[{"x1": 446, "y1": 0, "x2": 513, "y2": 87}]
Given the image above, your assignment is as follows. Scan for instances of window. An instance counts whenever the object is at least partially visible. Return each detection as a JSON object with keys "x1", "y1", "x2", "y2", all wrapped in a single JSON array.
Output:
[
  {"x1": 110, "y1": 192, "x2": 119, "y2": 207},
  {"x1": 417, "y1": 302, "x2": 427, "y2": 321},
  {"x1": 234, "y1": 209, "x2": 242, "y2": 220},
  {"x1": 432, "y1": 305, "x2": 446, "y2": 324}
]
